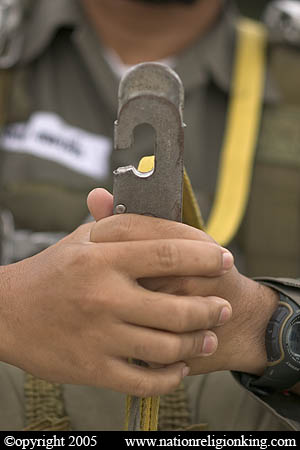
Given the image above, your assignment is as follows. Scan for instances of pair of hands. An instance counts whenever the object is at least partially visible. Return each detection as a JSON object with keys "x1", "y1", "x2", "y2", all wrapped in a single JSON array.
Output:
[{"x1": 0, "y1": 189, "x2": 278, "y2": 397}]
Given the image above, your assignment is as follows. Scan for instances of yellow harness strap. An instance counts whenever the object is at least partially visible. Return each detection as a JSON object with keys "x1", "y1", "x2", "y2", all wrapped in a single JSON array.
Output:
[
  {"x1": 125, "y1": 18, "x2": 267, "y2": 431},
  {"x1": 137, "y1": 18, "x2": 267, "y2": 243},
  {"x1": 206, "y1": 19, "x2": 267, "y2": 245}
]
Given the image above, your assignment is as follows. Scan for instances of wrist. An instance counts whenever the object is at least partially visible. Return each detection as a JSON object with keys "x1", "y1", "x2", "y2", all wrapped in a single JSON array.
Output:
[
  {"x1": 232, "y1": 278, "x2": 279, "y2": 375},
  {"x1": 239, "y1": 293, "x2": 300, "y2": 395}
]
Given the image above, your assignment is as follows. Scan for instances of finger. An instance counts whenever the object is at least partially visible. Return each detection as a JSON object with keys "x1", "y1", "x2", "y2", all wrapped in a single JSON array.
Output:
[
  {"x1": 98, "y1": 239, "x2": 234, "y2": 279},
  {"x1": 87, "y1": 188, "x2": 113, "y2": 221},
  {"x1": 117, "y1": 288, "x2": 232, "y2": 332},
  {"x1": 104, "y1": 359, "x2": 189, "y2": 397},
  {"x1": 140, "y1": 275, "x2": 206, "y2": 295},
  {"x1": 139, "y1": 275, "x2": 193, "y2": 294},
  {"x1": 91, "y1": 213, "x2": 212, "y2": 243},
  {"x1": 140, "y1": 270, "x2": 239, "y2": 299},
  {"x1": 113, "y1": 323, "x2": 218, "y2": 364}
]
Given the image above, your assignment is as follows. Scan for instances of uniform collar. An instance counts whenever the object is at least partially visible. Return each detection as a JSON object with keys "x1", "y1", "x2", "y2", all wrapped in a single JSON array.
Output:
[
  {"x1": 21, "y1": 0, "x2": 278, "y2": 102},
  {"x1": 175, "y1": 2, "x2": 237, "y2": 94},
  {"x1": 21, "y1": 0, "x2": 236, "y2": 94}
]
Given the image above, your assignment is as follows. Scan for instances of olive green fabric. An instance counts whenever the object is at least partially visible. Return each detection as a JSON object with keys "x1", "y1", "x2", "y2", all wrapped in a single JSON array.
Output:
[
  {"x1": 241, "y1": 45, "x2": 300, "y2": 278},
  {"x1": 236, "y1": 0, "x2": 270, "y2": 20},
  {"x1": 0, "y1": 0, "x2": 300, "y2": 431},
  {"x1": 0, "y1": 69, "x2": 13, "y2": 130}
]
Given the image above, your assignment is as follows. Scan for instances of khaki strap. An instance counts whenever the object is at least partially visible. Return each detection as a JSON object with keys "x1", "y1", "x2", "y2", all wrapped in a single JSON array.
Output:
[
  {"x1": 23, "y1": 374, "x2": 71, "y2": 431},
  {"x1": 125, "y1": 17, "x2": 267, "y2": 431},
  {"x1": 158, "y1": 382, "x2": 191, "y2": 431}
]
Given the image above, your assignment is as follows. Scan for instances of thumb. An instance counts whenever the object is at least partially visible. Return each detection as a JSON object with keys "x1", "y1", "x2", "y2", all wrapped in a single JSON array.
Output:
[{"x1": 87, "y1": 188, "x2": 113, "y2": 221}]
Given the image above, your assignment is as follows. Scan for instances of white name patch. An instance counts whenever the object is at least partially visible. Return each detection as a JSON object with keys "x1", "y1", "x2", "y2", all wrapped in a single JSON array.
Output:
[{"x1": 0, "y1": 112, "x2": 112, "y2": 179}]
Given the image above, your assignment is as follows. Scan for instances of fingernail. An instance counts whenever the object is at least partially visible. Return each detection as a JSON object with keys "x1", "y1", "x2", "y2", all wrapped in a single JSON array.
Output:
[
  {"x1": 222, "y1": 251, "x2": 234, "y2": 271},
  {"x1": 202, "y1": 333, "x2": 217, "y2": 355},
  {"x1": 217, "y1": 306, "x2": 231, "y2": 326},
  {"x1": 182, "y1": 365, "x2": 190, "y2": 378}
]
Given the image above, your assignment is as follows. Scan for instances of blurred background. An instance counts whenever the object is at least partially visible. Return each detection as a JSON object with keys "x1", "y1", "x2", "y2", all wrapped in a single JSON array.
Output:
[{"x1": 236, "y1": 0, "x2": 271, "y2": 19}]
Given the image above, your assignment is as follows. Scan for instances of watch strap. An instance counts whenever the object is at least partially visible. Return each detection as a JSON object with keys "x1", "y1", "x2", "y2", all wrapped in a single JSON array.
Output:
[{"x1": 237, "y1": 294, "x2": 300, "y2": 395}]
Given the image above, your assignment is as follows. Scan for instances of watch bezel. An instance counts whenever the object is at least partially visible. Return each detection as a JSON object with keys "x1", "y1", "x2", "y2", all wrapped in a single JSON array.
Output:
[
  {"x1": 285, "y1": 316, "x2": 300, "y2": 364},
  {"x1": 249, "y1": 293, "x2": 300, "y2": 393}
]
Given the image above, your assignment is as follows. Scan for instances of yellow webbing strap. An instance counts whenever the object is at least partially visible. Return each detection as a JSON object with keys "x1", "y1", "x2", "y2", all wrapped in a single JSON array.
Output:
[
  {"x1": 127, "y1": 19, "x2": 266, "y2": 430},
  {"x1": 125, "y1": 18, "x2": 266, "y2": 431},
  {"x1": 206, "y1": 19, "x2": 267, "y2": 245},
  {"x1": 134, "y1": 19, "x2": 267, "y2": 245}
]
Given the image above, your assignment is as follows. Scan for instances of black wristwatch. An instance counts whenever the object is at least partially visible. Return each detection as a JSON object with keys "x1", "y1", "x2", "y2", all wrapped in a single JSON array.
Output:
[{"x1": 242, "y1": 293, "x2": 300, "y2": 395}]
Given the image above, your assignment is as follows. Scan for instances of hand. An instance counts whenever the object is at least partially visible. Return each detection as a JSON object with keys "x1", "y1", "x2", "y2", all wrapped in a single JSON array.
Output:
[
  {"x1": 150, "y1": 271, "x2": 279, "y2": 377},
  {"x1": 88, "y1": 189, "x2": 279, "y2": 378},
  {"x1": 0, "y1": 190, "x2": 233, "y2": 398}
]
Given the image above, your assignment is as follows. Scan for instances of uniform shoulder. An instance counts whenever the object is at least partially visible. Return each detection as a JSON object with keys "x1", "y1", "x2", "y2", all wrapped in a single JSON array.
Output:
[
  {"x1": 263, "y1": 0, "x2": 300, "y2": 47},
  {"x1": 263, "y1": 1, "x2": 300, "y2": 104},
  {"x1": 0, "y1": 0, "x2": 79, "y2": 68},
  {"x1": 0, "y1": 0, "x2": 24, "y2": 68},
  {"x1": 250, "y1": 2, "x2": 300, "y2": 167}
]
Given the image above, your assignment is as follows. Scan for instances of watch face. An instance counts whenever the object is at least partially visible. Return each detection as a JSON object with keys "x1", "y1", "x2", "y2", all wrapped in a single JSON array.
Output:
[{"x1": 287, "y1": 319, "x2": 300, "y2": 359}]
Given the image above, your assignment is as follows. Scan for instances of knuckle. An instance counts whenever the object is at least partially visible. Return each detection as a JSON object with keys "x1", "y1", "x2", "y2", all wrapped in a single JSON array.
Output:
[
  {"x1": 206, "y1": 296, "x2": 222, "y2": 325},
  {"x1": 158, "y1": 220, "x2": 182, "y2": 238},
  {"x1": 176, "y1": 277, "x2": 196, "y2": 295},
  {"x1": 203, "y1": 243, "x2": 223, "y2": 273},
  {"x1": 90, "y1": 222, "x2": 101, "y2": 243},
  {"x1": 156, "y1": 241, "x2": 180, "y2": 272},
  {"x1": 133, "y1": 341, "x2": 150, "y2": 361},
  {"x1": 196, "y1": 229, "x2": 211, "y2": 241},
  {"x1": 213, "y1": 246, "x2": 224, "y2": 271},
  {"x1": 67, "y1": 244, "x2": 91, "y2": 270},
  {"x1": 165, "y1": 335, "x2": 184, "y2": 363},
  {"x1": 141, "y1": 293, "x2": 156, "y2": 307},
  {"x1": 168, "y1": 373, "x2": 183, "y2": 393},
  {"x1": 159, "y1": 374, "x2": 182, "y2": 396},
  {"x1": 78, "y1": 290, "x2": 101, "y2": 315},
  {"x1": 171, "y1": 304, "x2": 191, "y2": 333},
  {"x1": 196, "y1": 297, "x2": 216, "y2": 328},
  {"x1": 189, "y1": 332, "x2": 201, "y2": 357},
  {"x1": 80, "y1": 357, "x2": 102, "y2": 385},
  {"x1": 93, "y1": 214, "x2": 136, "y2": 243},
  {"x1": 133, "y1": 375, "x2": 152, "y2": 398},
  {"x1": 113, "y1": 215, "x2": 135, "y2": 241},
  {"x1": 78, "y1": 222, "x2": 92, "y2": 233}
]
